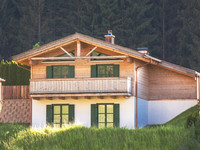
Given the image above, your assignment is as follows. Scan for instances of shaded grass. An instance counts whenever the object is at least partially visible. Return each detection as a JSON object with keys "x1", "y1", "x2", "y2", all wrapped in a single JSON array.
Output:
[
  {"x1": 0, "y1": 123, "x2": 29, "y2": 150},
  {"x1": 166, "y1": 105, "x2": 198, "y2": 127}
]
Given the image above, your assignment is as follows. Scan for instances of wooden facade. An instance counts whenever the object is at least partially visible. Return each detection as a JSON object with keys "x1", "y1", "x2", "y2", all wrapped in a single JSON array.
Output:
[{"x1": 11, "y1": 33, "x2": 199, "y2": 101}]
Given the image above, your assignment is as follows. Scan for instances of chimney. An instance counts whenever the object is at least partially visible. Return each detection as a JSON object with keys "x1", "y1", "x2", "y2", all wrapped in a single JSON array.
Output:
[
  {"x1": 137, "y1": 47, "x2": 149, "y2": 55},
  {"x1": 105, "y1": 30, "x2": 115, "y2": 44}
]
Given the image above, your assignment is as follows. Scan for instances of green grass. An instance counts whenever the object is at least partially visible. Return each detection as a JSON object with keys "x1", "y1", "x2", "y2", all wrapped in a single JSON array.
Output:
[
  {"x1": 166, "y1": 105, "x2": 198, "y2": 127},
  {"x1": 0, "y1": 106, "x2": 199, "y2": 150}
]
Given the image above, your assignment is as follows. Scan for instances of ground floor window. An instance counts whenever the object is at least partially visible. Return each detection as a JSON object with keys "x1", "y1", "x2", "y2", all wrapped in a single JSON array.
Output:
[
  {"x1": 91, "y1": 103, "x2": 119, "y2": 128},
  {"x1": 46, "y1": 104, "x2": 74, "y2": 127}
]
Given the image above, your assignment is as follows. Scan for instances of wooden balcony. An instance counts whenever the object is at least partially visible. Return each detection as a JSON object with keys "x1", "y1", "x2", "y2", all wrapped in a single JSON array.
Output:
[{"x1": 30, "y1": 77, "x2": 132, "y2": 98}]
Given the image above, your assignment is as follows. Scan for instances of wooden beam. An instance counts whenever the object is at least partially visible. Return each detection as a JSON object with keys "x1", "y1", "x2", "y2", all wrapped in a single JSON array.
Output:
[
  {"x1": 60, "y1": 47, "x2": 73, "y2": 57},
  {"x1": 126, "y1": 56, "x2": 133, "y2": 63},
  {"x1": 34, "y1": 97, "x2": 40, "y2": 100},
  {"x1": 97, "y1": 96, "x2": 104, "y2": 99},
  {"x1": 86, "y1": 46, "x2": 97, "y2": 56},
  {"x1": 111, "y1": 96, "x2": 117, "y2": 99},
  {"x1": 47, "y1": 97, "x2": 53, "y2": 100},
  {"x1": 77, "y1": 40, "x2": 81, "y2": 57},
  {"x1": 71, "y1": 96, "x2": 78, "y2": 99},
  {"x1": 84, "y1": 96, "x2": 91, "y2": 99},
  {"x1": 58, "y1": 97, "x2": 66, "y2": 100},
  {"x1": 31, "y1": 55, "x2": 127, "y2": 60}
]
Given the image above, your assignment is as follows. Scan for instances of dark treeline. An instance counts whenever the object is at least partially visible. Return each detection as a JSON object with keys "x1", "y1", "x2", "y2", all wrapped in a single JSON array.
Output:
[
  {"x1": 0, "y1": 0, "x2": 200, "y2": 71},
  {"x1": 0, "y1": 60, "x2": 30, "y2": 85}
]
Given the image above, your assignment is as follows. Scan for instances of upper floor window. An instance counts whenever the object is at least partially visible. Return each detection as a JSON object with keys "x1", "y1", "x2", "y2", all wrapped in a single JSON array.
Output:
[
  {"x1": 91, "y1": 64, "x2": 119, "y2": 77},
  {"x1": 46, "y1": 65, "x2": 74, "y2": 78}
]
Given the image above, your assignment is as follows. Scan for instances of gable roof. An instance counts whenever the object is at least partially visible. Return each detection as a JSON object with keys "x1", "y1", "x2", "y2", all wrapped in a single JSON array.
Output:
[{"x1": 12, "y1": 32, "x2": 199, "y2": 77}]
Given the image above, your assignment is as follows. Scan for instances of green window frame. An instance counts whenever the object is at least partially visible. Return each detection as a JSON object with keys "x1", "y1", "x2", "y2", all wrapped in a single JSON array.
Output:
[
  {"x1": 46, "y1": 104, "x2": 74, "y2": 127},
  {"x1": 91, "y1": 103, "x2": 119, "y2": 128},
  {"x1": 46, "y1": 65, "x2": 74, "y2": 78},
  {"x1": 91, "y1": 64, "x2": 119, "y2": 77}
]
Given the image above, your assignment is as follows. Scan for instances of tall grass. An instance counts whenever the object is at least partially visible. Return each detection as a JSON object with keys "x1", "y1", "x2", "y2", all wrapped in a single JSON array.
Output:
[{"x1": 0, "y1": 125, "x2": 194, "y2": 150}]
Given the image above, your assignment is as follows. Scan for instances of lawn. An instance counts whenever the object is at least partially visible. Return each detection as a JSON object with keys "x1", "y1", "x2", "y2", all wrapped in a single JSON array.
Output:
[{"x1": 0, "y1": 106, "x2": 200, "y2": 150}]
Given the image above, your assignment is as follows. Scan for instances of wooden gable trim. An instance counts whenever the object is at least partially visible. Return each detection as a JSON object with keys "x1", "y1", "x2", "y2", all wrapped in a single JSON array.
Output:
[
  {"x1": 14, "y1": 39, "x2": 77, "y2": 63},
  {"x1": 12, "y1": 32, "x2": 197, "y2": 77}
]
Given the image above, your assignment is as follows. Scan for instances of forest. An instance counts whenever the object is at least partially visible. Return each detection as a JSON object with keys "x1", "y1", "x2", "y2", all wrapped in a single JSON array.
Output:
[{"x1": 0, "y1": 0, "x2": 200, "y2": 71}]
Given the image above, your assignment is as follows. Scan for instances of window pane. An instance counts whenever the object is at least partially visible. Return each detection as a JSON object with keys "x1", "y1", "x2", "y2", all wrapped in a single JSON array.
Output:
[
  {"x1": 54, "y1": 106, "x2": 60, "y2": 114},
  {"x1": 62, "y1": 115, "x2": 69, "y2": 124},
  {"x1": 107, "y1": 105, "x2": 113, "y2": 113},
  {"x1": 106, "y1": 66, "x2": 113, "y2": 77},
  {"x1": 98, "y1": 66, "x2": 105, "y2": 77},
  {"x1": 53, "y1": 66, "x2": 61, "y2": 78},
  {"x1": 62, "y1": 105, "x2": 68, "y2": 114},
  {"x1": 98, "y1": 105, "x2": 105, "y2": 113},
  {"x1": 98, "y1": 114, "x2": 105, "y2": 122},
  {"x1": 107, "y1": 114, "x2": 113, "y2": 122},
  {"x1": 54, "y1": 124, "x2": 60, "y2": 128},
  {"x1": 54, "y1": 115, "x2": 60, "y2": 124},
  {"x1": 98, "y1": 123, "x2": 105, "y2": 128},
  {"x1": 107, "y1": 123, "x2": 113, "y2": 127},
  {"x1": 62, "y1": 66, "x2": 69, "y2": 78}
]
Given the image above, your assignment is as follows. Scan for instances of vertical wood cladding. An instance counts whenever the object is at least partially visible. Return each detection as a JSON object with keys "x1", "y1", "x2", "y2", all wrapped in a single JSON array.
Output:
[
  {"x1": 148, "y1": 65, "x2": 196, "y2": 100},
  {"x1": 134, "y1": 60, "x2": 149, "y2": 100}
]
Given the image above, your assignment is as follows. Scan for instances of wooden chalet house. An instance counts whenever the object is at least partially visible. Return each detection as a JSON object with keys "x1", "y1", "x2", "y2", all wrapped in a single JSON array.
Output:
[{"x1": 12, "y1": 31, "x2": 200, "y2": 128}]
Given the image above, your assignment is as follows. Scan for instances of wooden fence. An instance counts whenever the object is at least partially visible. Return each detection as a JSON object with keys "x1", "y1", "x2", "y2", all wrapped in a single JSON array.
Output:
[{"x1": 2, "y1": 85, "x2": 30, "y2": 99}]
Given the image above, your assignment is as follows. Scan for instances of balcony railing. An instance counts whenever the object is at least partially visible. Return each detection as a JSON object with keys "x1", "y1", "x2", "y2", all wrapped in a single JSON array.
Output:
[{"x1": 30, "y1": 77, "x2": 132, "y2": 95}]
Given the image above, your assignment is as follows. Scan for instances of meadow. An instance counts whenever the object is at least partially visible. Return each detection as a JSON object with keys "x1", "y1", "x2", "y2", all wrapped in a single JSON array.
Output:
[{"x1": 0, "y1": 105, "x2": 200, "y2": 150}]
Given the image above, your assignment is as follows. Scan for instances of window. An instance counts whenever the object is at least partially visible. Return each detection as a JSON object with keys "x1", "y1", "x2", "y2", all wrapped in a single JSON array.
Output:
[
  {"x1": 91, "y1": 103, "x2": 119, "y2": 128},
  {"x1": 98, "y1": 104, "x2": 114, "y2": 128},
  {"x1": 53, "y1": 65, "x2": 69, "y2": 78},
  {"x1": 46, "y1": 65, "x2": 74, "y2": 78},
  {"x1": 46, "y1": 104, "x2": 74, "y2": 127},
  {"x1": 91, "y1": 64, "x2": 119, "y2": 77}
]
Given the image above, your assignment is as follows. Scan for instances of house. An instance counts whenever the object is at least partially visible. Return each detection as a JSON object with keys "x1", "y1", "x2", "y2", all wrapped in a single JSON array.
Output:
[
  {"x1": 12, "y1": 31, "x2": 200, "y2": 128},
  {"x1": 0, "y1": 78, "x2": 5, "y2": 100}
]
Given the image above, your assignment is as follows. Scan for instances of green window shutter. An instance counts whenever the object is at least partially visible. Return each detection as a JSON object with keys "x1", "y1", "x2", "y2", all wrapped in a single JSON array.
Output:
[
  {"x1": 114, "y1": 104, "x2": 120, "y2": 127},
  {"x1": 68, "y1": 65, "x2": 75, "y2": 78},
  {"x1": 91, "y1": 65, "x2": 97, "y2": 77},
  {"x1": 46, "y1": 105, "x2": 53, "y2": 126},
  {"x1": 46, "y1": 66, "x2": 53, "y2": 78},
  {"x1": 69, "y1": 105, "x2": 75, "y2": 123},
  {"x1": 91, "y1": 104, "x2": 98, "y2": 127},
  {"x1": 113, "y1": 64, "x2": 119, "y2": 77}
]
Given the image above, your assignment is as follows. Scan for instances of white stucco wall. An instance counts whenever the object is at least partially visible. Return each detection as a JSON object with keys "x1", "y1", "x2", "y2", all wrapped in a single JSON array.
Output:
[
  {"x1": 32, "y1": 97, "x2": 135, "y2": 129},
  {"x1": 148, "y1": 100, "x2": 197, "y2": 125},
  {"x1": 138, "y1": 98, "x2": 148, "y2": 128}
]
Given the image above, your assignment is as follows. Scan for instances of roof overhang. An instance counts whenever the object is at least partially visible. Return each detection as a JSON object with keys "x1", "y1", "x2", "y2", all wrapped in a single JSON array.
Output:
[{"x1": 12, "y1": 32, "x2": 198, "y2": 78}]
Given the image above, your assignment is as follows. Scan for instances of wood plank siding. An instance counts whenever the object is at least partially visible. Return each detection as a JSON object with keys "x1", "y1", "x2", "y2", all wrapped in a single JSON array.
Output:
[
  {"x1": 30, "y1": 77, "x2": 132, "y2": 95},
  {"x1": 2, "y1": 85, "x2": 30, "y2": 99},
  {"x1": 134, "y1": 60, "x2": 149, "y2": 100},
  {"x1": 148, "y1": 65, "x2": 196, "y2": 100}
]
